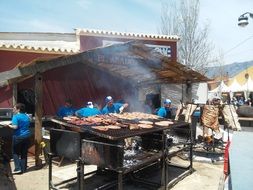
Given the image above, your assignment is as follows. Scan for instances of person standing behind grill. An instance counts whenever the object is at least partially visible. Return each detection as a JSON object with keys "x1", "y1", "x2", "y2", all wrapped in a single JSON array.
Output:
[
  {"x1": 75, "y1": 101, "x2": 101, "y2": 117},
  {"x1": 157, "y1": 99, "x2": 172, "y2": 119},
  {"x1": 143, "y1": 98, "x2": 154, "y2": 114},
  {"x1": 102, "y1": 96, "x2": 128, "y2": 114},
  {"x1": 56, "y1": 99, "x2": 76, "y2": 118},
  {"x1": 4, "y1": 103, "x2": 31, "y2": 174}
]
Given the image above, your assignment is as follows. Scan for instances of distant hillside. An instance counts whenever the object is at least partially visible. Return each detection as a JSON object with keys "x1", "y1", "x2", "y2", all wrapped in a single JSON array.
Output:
[{"x1": 206, "y1": 60, "x2": 253, "y2": 79}]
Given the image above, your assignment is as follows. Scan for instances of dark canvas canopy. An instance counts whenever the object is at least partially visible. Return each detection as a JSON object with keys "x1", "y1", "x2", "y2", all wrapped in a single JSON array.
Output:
[
  {"x1": 0, "y1": 41, "x2": 209, "y2": 115},
  {"x1": 0, "y1": 41, "x2": 209, "y2": 87}
]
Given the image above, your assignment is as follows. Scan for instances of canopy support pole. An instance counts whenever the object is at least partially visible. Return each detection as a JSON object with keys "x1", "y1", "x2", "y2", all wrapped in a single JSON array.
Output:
[
  {"x1": 12, "y1": 83, "x2": 17, "y2": 106},
  {"x1": 34, "y1": 73, "x2": 43, "y2": 167}
]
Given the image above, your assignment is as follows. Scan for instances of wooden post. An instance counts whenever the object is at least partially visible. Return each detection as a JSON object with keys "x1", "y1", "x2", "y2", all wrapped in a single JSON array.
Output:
[
  {"x1": 12, "y1": 83, "x2": 17, "y2": 106},
  {"x1": 34, "y1": 73, "x2": 43, "y2": 167}
]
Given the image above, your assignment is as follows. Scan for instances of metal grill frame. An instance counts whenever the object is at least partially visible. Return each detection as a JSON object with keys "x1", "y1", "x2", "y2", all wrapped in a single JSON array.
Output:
[{"x1": 48, "y1": 117, "x2": 192, "y2": 190}]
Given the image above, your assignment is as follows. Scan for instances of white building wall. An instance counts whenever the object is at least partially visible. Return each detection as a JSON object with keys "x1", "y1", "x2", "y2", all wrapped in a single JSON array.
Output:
[
  {"x1": 192, "y1": 82, "x2": 208, "y2": 104},
  {"x1": 161, "y1": 83, "x2": 183, "y2": 106}
]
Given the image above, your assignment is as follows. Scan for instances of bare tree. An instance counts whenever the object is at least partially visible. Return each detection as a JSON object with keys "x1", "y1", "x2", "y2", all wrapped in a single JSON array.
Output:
[{"x1": 159, "y1": 0, "x2": 213, "y2": 74}]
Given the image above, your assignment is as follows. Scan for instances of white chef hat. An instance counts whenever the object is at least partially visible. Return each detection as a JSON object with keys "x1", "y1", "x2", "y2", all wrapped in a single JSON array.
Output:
[{"x1": 87, "y1": 101, "x2": 93, "y2": 108}]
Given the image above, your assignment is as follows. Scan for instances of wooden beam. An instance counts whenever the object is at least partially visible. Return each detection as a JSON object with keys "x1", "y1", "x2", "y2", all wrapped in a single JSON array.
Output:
[
  {"x1": 161, "y1": 56, "x2": 210, "y2": 81},
  {"x1": 0, "y1": 68, "x2": 24, "y2": 87},
  {"x1": 34, "y1": 73, "x2": 43, "y2": 168},
  {"x1": 9, "y1": 75, "x2": 33, "y2": 87}
]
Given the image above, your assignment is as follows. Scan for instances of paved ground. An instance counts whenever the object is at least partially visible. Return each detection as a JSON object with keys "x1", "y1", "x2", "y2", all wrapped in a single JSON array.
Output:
[
  {"x1": 170, "y1": 161, "x2": 223, "y2": 190},
  {"x1": 6, "y1": 124, "x2": 247, "y2": 190},
  {"x1": 7, "y1": 152, "x2": 224, "y2": 190}
]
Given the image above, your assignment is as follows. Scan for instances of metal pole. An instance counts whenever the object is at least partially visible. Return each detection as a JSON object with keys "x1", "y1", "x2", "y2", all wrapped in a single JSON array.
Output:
[
  {"x1": 118, "y1": 170, "x2": 123, "y2": 190},
  {"x1": 48, "y1": 153, "x2": 52, "y2": 190}
]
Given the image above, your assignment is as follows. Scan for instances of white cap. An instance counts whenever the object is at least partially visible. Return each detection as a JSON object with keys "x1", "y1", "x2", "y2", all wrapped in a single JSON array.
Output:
[
  {"x1": 164, "y1": 99, "x2": 172, "y2": 104},
  {"x1": 105, "y1": 96, "x2": 113, "y2": 103},
  {"x1": 87, "y1": 101, "x2": 93, "y2": 108}
]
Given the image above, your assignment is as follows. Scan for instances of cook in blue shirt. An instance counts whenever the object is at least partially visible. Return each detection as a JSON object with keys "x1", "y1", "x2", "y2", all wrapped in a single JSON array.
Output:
[
  {"x1": 157, "y1": 99, "x2": 172, "y2": 119},
  {"x1": 57, "y1": 99, "x2": 76, "y2": 117},
  {"x1": 75, "y1": 101, "x2": 101, "y2": 117},
  {"x1": 102, "y1": 96, "x2": 128, "y2": 114}
]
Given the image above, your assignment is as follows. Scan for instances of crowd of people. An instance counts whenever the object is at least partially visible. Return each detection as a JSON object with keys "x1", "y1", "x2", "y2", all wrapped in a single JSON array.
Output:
[
  {"x1": 56, "y1": 96, "x2": 130, "y2": 118},
  {"x1": 56, "y1": 96, "x2": 174, "y2": 119},
  {"x1": 3, "y1": 96, "x2": 173, "y2": 175},
  {"x1": 231, "y1": 96, "x2": 252, "y2": 107}
]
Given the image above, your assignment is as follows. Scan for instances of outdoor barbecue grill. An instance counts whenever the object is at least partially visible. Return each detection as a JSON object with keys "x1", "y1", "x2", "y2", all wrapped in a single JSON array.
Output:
[
  {"x1": 0, "y1": 108, "x2": 15, "y2": 161},
  {"x1": 48, "y1": 128, "x2": 99, "y2": 190},
  {"x1": 164, "y1": 121, "x2": 193, "y2": 189},
  {"x1": 48, "y1": 116, "x2": 192, "y2": 190}
]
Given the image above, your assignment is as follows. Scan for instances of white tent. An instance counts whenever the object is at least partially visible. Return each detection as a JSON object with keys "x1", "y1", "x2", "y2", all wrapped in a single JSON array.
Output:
[
  {"x1": 210, "y1": 80, "x2": 230, "y2": 93},
  {"x1": 241, "y1": 76, "x2": 253, "y2": 92},
  {"x1": 229, "y1": 78, "x2": 243, "y2": 92}
]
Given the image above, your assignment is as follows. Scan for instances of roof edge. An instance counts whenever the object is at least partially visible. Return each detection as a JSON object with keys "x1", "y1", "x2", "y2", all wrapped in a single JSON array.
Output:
[
  {"x1": 75, "y1": 28, "x2": 180, "y2": 41},
  {"x1": 0, "y1": 32, "x2": 76, "y2": 41}
]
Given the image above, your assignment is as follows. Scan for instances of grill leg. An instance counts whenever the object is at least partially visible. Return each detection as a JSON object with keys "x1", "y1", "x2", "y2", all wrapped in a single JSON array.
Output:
[
  {"x1": 77, "y1": 160, "x2": 81, "y2": 190},
  {"x1": 118, "y1": 170, "x2": 123, "y2": 190},
  {"x1": 78, "y1": 159, "x2": 84, "y2": 190},
  {"x1": 48, "y1": 153, "x2": 52, "y2": 190},
  {"x1": 212, "y1": 130, "x2": 215, "y2": 152},
  {"x1": 189, "y1": 141, "x2": 193, "y2": 169},
  {"x1": 227, "y1": 127, "x2": 230, "y2": 142},
  {"x1": 161, "y1": 133, "x2": 166, "y2": 190},
  {"x1": 48, "y1": 153, "x2": 57, "y2": 190}
]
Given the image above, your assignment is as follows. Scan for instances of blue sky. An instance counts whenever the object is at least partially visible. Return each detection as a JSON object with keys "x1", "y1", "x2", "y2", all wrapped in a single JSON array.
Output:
[{"x1": 0, "y1": 0, "x2": 253, "y2": 65}]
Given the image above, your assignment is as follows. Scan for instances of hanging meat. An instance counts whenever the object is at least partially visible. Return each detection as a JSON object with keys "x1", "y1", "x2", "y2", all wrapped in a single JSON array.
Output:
[{"x1": 201, "y1": 105, "x2": 220, "y2": 132}]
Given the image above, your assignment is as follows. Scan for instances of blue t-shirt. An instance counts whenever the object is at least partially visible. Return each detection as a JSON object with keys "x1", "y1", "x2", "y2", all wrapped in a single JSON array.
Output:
[
  {"x1": 102, "y1": 103, "x2": 123, "y2": 114},
  {"x1": 157, "y1": 107, "x2": 172, "y2": 119},
  {"x1": 57, "y1": 106, "x2": 76, "y2": 117},
  {"x1": 12, "y1": 113, "x2": 31, "y2": 137},
  {"x1": 75, "y1": 107, "x2": 101, "y2": 117},
  {"x1": 193, "y1": 110, "x2": 201, "y2": 118}
]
